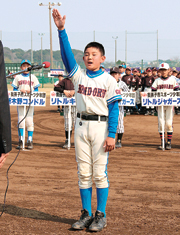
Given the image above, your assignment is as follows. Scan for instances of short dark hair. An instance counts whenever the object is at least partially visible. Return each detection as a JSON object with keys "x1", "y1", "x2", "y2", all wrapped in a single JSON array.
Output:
[{"x1": 84, "y1": 42, "x2": 105, "y2": 56}]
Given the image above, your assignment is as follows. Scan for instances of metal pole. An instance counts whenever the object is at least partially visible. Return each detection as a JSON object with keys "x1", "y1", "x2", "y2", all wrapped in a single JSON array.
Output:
[
  {"x1": 49, "y1": 2, "x2": 53, "y2": 69},
  {"x1": 93, "y1": 30, "x2": 95, "y2": 42},
  {"x1": 157, "y1": 30, "x2": 159, "y2": 67},
  {"x1": 41, "y1": 36, "x2": 43, "y2": 64},
  {"x1": 31, "y1": 31, "x2": 33, "y2": 63},
  {"x1": 112, "y1": 36, "x2": 118, "y2": 65},
  {"x1": 125, "y1": 30, "x2": 127, "y2": 66},
  {"x1": 115, "y1": 39, "x2": 117, "y2": 64}
]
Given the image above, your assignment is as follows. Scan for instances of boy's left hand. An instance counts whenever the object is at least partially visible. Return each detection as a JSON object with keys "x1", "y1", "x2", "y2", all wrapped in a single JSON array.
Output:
[{"x1": 103, "y1": 137, "x2": 115, "y2": 152}]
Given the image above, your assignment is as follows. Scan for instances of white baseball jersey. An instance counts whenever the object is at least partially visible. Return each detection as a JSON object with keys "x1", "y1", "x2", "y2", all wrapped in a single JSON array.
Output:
[
  {"x1": 12, "y1": 73, "x2": 40, "y2": 91},
  {"x1": 152, "y1": 75, "x2": 179, "y2": 133},
  {"x1": 152, "y1": 75, "x2": 179, "y2": 92},
  {"x1": 69, "y1": 66, "x2": 121, "y2": 116}
]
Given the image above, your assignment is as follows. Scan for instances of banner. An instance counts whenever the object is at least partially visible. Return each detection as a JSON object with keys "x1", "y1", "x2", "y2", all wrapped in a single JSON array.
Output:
[
  {"x1": 8, "y1": 91, "x2": 46, "y2": 106},
  {"x1": 119, "y1": 92, "x2": 136, "y2": 106},
  {"x1": 141, "y1": 91, "x2": 180, "y2": 106},
  {"x1": 50, "y1": 91, "x2": 76, "y2": 106}
]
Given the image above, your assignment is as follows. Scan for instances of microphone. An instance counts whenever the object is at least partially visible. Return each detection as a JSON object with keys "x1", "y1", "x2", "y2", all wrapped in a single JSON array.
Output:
[
  {"x1": 28, "y1": 61, "x2": 50, "y2": 71},
  {"x1": 6, "y1": 61, "x2": 51, "y2": 78}
]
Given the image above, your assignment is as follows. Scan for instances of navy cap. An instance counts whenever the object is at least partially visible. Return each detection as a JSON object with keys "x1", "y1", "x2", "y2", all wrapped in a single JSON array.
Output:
[{"x1": 21, "y1": 59, "x2": 31, "y2": 66}]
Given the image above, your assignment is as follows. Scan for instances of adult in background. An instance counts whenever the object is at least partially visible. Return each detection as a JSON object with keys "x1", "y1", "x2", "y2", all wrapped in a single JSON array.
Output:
[{"x1": 0, "y1": 41, "x2": 12, "y2": 168}]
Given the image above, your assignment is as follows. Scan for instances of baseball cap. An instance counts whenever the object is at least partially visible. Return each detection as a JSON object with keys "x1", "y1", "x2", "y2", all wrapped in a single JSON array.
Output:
[
  {"x1": 119, "y1": 64, "x2": 126, "y2": 68},
  {"x1": 151, "y1": 67, "x2": 157, "y2": 71},
  {"x1": 146, "y1": 67, "x2": 152, "y2": 72},
  {"x1": 100, "y1": 64, "x2": 105, "y2": 69},
  {"x1": 159, "y1": 63, "x2": 169, "y2": 70},
  {"x1": 126, "y1": 66, "x2": 131, "y2": 71},
  {"x1": 21, "y1": 59, "x2": 31, "y2": 66},
  {"x1": 110, "y1": 66, "x2": 120, "y2": 74}
]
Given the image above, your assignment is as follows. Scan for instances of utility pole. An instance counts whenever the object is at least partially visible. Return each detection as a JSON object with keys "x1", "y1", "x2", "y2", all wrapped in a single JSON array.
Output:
[
  {"x1": 157, "y1": 30, "x2": 159, "y2": 67},
  {"x1": 39, "y1": 2, "x2": 62, "y2": 69},
  {"x1": 31, "y1": 31, "x2": 33, "y2": 63},
  {"x1": 93, "y1": 30, "x2": 95, "y2": 41},
  {"x1": 38, "y1": 33, "x2": 45, "y2": 64},
  {"x1": 112, "y1": 36, "x2": 118, "y2": 64}
]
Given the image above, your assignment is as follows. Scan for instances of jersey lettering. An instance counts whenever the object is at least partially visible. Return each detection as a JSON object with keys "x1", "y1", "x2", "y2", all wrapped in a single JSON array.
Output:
[
  {"x1": 157, "y1": 84, "x2": 173, "y2": 89},
  {"x1": 77, "y1": 84, "x2": 106, "y2": 98}
]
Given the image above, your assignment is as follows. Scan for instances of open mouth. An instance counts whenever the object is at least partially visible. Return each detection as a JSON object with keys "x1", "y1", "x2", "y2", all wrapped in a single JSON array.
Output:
[{"x1": 88, "y1": 62, "x2": 93, "y2": 65}]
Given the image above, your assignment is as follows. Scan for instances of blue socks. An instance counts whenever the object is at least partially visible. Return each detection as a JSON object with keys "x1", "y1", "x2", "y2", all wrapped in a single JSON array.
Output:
[
  {"x1": 28, "y1": 131, "x2": 33, "y2": 141},
  {"x1": 18, "y1": 128, "x2": 24, "y2": 140},
  {"x1": 80, "y1": 188, "x2": 92, "y2": 216},
  {"x1": 96, "y1": 187, "x2": 109, "y2": 217},
  {"x1": 80, "y1": 187, "x2": 109, "y2": 217}
]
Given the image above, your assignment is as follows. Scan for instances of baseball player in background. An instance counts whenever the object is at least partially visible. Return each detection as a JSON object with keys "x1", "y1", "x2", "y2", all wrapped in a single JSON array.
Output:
[
  {"x1": 11, "y1": 60, "x2": 40, "y2": 149},
  {"x1": 54, "y1": 76, "x2": 76, "y2": 148},
  {"x1": 142, "y1": 67, "x2": 155, "y2": 115},
  {"x1": 53, "y1": 9, "x2": 122, "y2": 232},
  {"x1": 110, "y1": 67, "x2": 129, "y2": 148},
  {"x1": 119, "y1": 64, "x2": 126, "y2": 79},
  {"x1": 54, "y1": 74, "x2": 64, "y2": 113},
  {"x1": 151, "y1": 62, "x2": 179, "y2": 150},
  {"x1": 122, "y1": 66, "x2": 133, "y2": 115}
]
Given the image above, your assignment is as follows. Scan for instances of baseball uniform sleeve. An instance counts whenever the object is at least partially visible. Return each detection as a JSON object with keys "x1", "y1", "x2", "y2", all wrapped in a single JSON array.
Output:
[
  {"x1": 151, "y1": 79, "x2": 157, "y2": 91},
  {"x1": 58, "y1": 29, "x2": 80, "y2": 84},
  {"x1": 106, "y1": 77, "x2": 122, "y2": 105},
  {"x1": 11, "y1": 76, "x2": 19, "y2": 89},
  {"x1": 173, "y1": 78, "x2": 179, "y2": 90},
  {"x1": 108, "y1": 101, "x2": 119, "y2": 138},
  {"x1": 33, "y1": 75, "x2": 41, "y2": 89}
]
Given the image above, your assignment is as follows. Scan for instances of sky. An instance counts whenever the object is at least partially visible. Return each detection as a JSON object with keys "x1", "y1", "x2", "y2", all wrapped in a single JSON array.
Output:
[{"x1": 1, "y1": 0, "x2": 180, "y2": 63}]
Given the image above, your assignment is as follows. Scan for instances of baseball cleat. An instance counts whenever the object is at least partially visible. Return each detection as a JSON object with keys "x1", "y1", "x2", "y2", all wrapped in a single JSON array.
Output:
[
  {"x1": 63, "y1": 139, "x2": 70, "y2": 149},
  {"x1": 27, "y1": 140, "x2": 33, "y2": 149},
  {"x1": 144, "y1": 110, "x2": 150, "y2": 116},
  {"x1": 115, "y1": 140, "x2": 122, "y2": 148},
  {"x1": 89, "y1": 211, "x2": 107, "y2": 232},
  {"x1": 158, "y1": 140, "x2": 166, "y2": 150},
  {"x1": 165, "y1": 142, "x2": 171, "y2": 150},
  {"x1": 16, "y1": 140, "x2": 23, "y2": 149},
  {"x1": 72, "y1": 209, "x2": 93, "y2": 230}
]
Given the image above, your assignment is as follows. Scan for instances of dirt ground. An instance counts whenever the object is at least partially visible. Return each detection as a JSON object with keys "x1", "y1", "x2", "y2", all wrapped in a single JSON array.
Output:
[{"x1": 1, "y1": 96, "x2": 180, "y2": 235}]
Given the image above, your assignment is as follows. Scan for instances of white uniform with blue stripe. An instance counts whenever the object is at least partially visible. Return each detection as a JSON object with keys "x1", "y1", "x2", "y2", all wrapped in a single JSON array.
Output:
[
  {"x1": 58, "y1": 28, "x2": 121, "y2": 218},
  {"x1": 11, "y1": 73, "x2": 40, "y2": 132},
  {"x1": 58, "y1": 29, "x2": 121, "y2": 189}
]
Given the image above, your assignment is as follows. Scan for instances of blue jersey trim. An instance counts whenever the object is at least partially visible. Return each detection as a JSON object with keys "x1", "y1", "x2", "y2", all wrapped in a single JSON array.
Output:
[
  {"x1": 13, "y1": 87, "x2": 19, "y2": 91},
  {"x1": 86, "y1": 69, "x2": 104, "y2": 78},
  {"x1": 108, "y1": 100, "x2": 119, "y2": 138},
  {"x1": 11, "y1": 84, "x2": 18, "y2": 89},
  {"x1": 34, "y1": 84, "x2": 41, "y2": 89},
  {"x1": 58, "y1": 29, "x2": 77, "y2": 74},
  {"x1": 107, "y1": 95, "x2": 122, "y2": 105}
]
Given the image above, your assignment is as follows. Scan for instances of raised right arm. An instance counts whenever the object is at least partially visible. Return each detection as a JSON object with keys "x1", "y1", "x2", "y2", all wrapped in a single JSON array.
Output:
[{"x1": 52, "y1": 9, "x2": 78, "y2": 74}]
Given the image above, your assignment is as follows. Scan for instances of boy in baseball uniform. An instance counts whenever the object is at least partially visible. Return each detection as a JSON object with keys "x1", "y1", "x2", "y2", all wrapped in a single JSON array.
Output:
[
  {"x1": 54, "y1": 76, "x2": 76, "y2": 148},
  {"x1": 151, "y1": 63, "x2": 179, "y2": 150},
  {"x1": 110, "y1": 67, "x2": 129, "y2": 148},
  {"x1": 11, "y1": 60, "x2": 40, "y2": 149},
  {"x1": 53, "y1": 9, "x2": 122, "y2": 232}
]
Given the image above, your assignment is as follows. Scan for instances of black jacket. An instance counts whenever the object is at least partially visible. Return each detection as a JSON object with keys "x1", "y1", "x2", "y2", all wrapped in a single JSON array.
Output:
[{"x1": 0, "y1": 41, "x2": 12, "y2": 153}]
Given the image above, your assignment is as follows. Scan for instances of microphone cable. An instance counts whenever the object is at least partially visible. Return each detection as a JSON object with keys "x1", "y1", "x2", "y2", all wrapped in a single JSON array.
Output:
[{"x1": 0, "y1": 70, "x2": 33, "y2": 217}]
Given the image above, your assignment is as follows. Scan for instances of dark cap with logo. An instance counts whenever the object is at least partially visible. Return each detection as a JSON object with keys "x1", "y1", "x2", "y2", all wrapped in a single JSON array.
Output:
[{"x1": 110, "y1": 67, "x2": 120, "y2": 74}]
